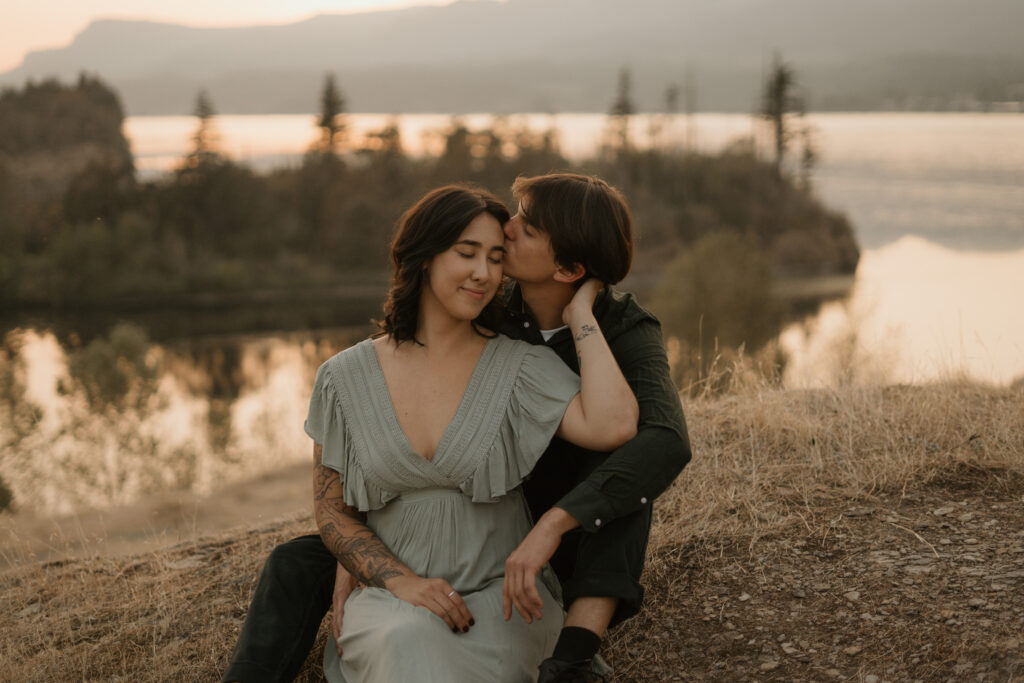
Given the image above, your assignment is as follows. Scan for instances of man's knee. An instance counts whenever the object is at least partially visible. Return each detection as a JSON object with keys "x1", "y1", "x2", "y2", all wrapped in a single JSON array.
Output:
[
  {"x1": 574, "y1": 506, "x2": 651, "y2": 581},
  {"x1": 263, "y1": 534, "x2": 334, "y2": 585}
]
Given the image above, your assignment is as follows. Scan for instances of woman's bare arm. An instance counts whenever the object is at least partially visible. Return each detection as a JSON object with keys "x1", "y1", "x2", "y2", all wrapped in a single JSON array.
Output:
[
  {"x1": 313, "y1": 442, "x2": 410, "y2": 588},
  {"x1": 555, "y1": 280, "x2": 639, "y2": 451}
]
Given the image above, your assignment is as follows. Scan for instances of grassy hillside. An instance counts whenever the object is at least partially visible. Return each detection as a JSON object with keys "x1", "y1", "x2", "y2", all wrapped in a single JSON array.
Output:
[{"x1": 2, "y1": 379, "x2": 1022, "y2": 680}]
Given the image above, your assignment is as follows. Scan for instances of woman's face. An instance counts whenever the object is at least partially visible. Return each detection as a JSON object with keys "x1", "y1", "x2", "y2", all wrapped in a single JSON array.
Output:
[{"x1": 421, "y1": 212, "x2": 505, "y2": 322}]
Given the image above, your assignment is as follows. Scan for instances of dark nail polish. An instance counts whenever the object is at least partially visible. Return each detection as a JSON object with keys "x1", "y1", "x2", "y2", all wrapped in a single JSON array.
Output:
[
  {"x1": 462, "y1": 626, "x2": 469, "y2": 633},
  {"x1": 469, "y1": 619, "x2": 476, "y2": 626}
]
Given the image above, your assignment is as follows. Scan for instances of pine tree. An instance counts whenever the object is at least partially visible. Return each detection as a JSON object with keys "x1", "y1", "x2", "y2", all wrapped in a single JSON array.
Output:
[
  {"x1": 317, "y1": 74, "x2": 347, "y2": 155},
  {"x1": 186, "y1": 90, "x2": 220, "y2": 168},
  {"x1": 608, "y1": 67, "x2": 635, "y2": 155},
  {"x1": 760, "y1": 52, "x2": 803, "y2": 178}
]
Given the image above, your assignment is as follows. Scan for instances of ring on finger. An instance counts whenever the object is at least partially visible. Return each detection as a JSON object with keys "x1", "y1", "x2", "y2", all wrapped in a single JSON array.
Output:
[{"x1": 447, "y1": 590, "x2": 457, "y2": 598}]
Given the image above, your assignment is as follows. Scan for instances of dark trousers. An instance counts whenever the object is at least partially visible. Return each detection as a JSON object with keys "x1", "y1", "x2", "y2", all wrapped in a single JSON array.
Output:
[
  {"x1": 551, "y1": 504, "x2": 651, "y2": 628},
  {"x1": 523, "y1": 444, "x2": 652, "y2": 628},
  {"x1": 222, "y1": 534, "x2": 336, "y2": 683},
  {"x1": 223, "y1": 503, "x2": 650, "y2": 681}
]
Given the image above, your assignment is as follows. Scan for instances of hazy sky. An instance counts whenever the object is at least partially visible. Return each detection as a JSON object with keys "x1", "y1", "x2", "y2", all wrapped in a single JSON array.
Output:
[{"x1": 0, "y1": 0, "x2": 457, "y2": 72}]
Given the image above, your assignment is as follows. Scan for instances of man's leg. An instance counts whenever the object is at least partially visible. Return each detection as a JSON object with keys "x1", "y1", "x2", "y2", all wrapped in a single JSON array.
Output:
[
  {"x1": 540, "y1": 505, "x2": 651, "y2": 681},
  {"x1": 564, "y1": 596, "x2": 618, "y2": 635},
  {"x1": 222, "y1": 534, "x2": 336, "y2": 683}
]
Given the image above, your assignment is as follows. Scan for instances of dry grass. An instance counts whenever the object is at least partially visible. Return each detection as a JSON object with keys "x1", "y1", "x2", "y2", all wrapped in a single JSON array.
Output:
[
  {"x1": 652, "y1": 379, "x2": 1024, "y2": 550},
  {"x1": 2, "y1": 379, "x2": 1022, "y2": 681}
]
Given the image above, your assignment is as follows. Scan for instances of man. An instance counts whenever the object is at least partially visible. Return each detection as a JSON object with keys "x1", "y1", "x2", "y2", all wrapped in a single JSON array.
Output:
[{"x1": 222, "y1": 173, "x2": 690, "y2": 683}]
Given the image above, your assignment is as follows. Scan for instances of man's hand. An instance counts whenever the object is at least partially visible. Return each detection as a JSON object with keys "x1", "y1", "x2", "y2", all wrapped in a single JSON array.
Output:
[
  {"x1": 386, "y1": 574, "x2": 475, "y2": 633},
  {"x1": 332, "y1": 564, "x2": 358, "y2": 655},
  {"x1": 503, "y1": 507, "x2": 580, "y2": 623}
]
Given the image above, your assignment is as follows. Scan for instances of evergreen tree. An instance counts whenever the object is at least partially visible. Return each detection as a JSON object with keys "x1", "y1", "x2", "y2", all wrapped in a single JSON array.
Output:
[
  {"x1": 608, "y1": 67, "x2": 635, "y2": 155},
  {"x1": 185, "y1": 90, "x2": 220, "y2": 168},
  {"x1": 760, "y1": 52, "x2": 803, "y2": 178},
  {"x1": 317, "y1": 74, "x2": 347, "y2": 155}
]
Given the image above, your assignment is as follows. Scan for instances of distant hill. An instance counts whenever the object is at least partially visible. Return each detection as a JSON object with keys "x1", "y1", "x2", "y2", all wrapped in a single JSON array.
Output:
[{"x1": 3, "y1": 0, "x2": 1024, "y2": 114}]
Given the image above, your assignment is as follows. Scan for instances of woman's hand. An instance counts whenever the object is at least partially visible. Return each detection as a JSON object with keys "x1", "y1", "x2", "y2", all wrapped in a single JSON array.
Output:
[
  {"x1": 561, "y1": 278, "x2": 603, "y2": 328},
  {"x1": 332, "y1": 564, "x2": 359, "y2": 655},
  {"x1": 386, "y1": 575, "x2": 475, "y2": 634}
]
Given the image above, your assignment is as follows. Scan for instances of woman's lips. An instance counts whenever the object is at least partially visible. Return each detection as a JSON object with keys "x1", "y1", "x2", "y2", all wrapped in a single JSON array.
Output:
[{"x1": 461, "y1": 287, "x2": 486, "y2": 300}]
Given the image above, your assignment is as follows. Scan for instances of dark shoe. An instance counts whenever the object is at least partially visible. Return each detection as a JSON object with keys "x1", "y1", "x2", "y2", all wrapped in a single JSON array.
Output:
[{"x1": 537, "y1": 657, "x2": 607, "y2": 683}]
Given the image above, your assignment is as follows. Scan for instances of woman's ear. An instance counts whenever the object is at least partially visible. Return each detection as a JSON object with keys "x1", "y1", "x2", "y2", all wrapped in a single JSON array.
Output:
[{"x1": 553, "y1": 262, "x2": 586, "y2": 284}]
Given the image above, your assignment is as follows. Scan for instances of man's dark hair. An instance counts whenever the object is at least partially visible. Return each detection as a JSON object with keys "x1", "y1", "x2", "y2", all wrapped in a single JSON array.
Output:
[
  {"x1": 378, "y1": 184, "x2": 510, "y2": 345},
  {"x1": 512, "y1": 173, "x2": 633, "y2": 284}
]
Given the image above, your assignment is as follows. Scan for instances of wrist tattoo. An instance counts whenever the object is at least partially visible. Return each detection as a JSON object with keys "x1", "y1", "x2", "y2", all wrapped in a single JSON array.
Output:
[{"x1": 574, "y1": 324, "x2": 598, "y2": 343}]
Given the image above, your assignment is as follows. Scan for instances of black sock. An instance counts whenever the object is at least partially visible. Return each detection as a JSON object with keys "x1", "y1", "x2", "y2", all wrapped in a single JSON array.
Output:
[{"x1": 550, "y1": 626, "x2": 601, "y2": 662}]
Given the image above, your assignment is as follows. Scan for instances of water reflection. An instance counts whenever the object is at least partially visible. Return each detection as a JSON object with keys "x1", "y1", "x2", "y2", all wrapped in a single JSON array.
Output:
[
  {"x1": 3, "y1": 236, "x2": 1022, "y2": 517},
  {"x1": 782, "y1": 236, "x2": 1024, "y2": 387},
  {"x1": 1, "y1": 326, "x2": 367, "y2": 516}
]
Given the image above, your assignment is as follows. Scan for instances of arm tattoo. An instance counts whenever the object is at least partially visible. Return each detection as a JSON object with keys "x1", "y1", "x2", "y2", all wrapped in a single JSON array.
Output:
[
  {"x1": 313, "y1": 442, "x2": 405, "y2": 587},
  {"x1": 319, "y1": 521, "x2": 405, "y2": 588},
  {"x1": 574, "y1": 324, "x2": 598, "y2": 343}
]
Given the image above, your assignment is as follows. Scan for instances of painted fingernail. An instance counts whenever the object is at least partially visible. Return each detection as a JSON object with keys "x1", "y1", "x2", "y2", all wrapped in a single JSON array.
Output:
[
  {"x1": 462, "y1": 626, "x2": 469, "y2": 633},
  {"x1": 469, "y1": 619, "x2": 475, "y2": 626}
]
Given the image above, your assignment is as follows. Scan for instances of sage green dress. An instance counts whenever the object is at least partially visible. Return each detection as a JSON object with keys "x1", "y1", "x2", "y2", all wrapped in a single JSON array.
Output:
[{"x1": 304, "y1": 335, "x2": 581, "y2": 683}]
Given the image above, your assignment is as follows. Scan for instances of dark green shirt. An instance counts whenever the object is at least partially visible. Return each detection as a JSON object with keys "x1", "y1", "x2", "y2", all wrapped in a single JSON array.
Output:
[{"x1": 500, "y1": 285, "x2": 692, "y2": 532}]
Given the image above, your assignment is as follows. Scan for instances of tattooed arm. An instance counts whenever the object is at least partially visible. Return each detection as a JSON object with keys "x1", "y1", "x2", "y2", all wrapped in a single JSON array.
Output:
[
  {"x1": 312, "y1": 442, "x2": 409, "y2": 587},
  {"x1": 312, "y1": 443, "x2": 475, "y2": 632},
  {"x1": 554, "y1": 279, "x2": 639, "y2": 451}
]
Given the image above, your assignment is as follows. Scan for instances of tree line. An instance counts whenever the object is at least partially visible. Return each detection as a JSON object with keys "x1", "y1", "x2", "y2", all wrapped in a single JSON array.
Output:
[{"x1": 1, "y1": 68, "x2": 858, "y2": 377}]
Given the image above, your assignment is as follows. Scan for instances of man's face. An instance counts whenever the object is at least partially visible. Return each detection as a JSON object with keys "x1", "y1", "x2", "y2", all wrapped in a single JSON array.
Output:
[{"x1": 502, "y1": 198, "x2": 560, "y2": 285}]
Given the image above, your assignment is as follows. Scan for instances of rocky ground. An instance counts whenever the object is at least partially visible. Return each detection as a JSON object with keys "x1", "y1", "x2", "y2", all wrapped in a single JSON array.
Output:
[{"x1": 607, "y1": 470, "x2": 1024, "y2": 682}]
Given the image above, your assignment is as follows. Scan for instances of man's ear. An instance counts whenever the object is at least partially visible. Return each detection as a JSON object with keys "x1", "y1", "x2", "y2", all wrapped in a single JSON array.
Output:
[{"x1": 553, "y1": 262, "x2": 586, "y2": 284}]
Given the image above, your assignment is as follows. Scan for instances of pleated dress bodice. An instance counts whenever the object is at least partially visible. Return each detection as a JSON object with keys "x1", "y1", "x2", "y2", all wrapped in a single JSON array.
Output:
[{"x1": 304, "y1": 334, "x2": 581, "y2": 593}]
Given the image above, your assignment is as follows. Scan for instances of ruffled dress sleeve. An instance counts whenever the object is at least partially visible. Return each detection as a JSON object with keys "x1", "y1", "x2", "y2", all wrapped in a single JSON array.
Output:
[
  {"x1": 459, "y1": 343, "x2": 581, "y2": 502},
  {"x1": 304, "y1": 358, "x2": 396, "y2": 512}
]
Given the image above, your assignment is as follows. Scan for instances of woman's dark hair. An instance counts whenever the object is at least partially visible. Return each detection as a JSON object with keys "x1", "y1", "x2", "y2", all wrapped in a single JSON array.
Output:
[
  {"x1": 378, "y1": 185, "x2": 510, "y2": 345},
  {"x1": 512, "y1": 173, "x2": 633, "y2": 285}
]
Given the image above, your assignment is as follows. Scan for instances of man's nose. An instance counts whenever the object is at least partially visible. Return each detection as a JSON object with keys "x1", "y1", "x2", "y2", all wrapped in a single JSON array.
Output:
[{"x1": 503, "y1": 221, "x2": 516, "y2": 240}]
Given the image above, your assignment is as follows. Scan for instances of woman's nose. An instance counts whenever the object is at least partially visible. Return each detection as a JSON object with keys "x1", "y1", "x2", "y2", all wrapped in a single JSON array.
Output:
[{"x1": 471, "y1": 256, "x2": 489, "y2": 280}]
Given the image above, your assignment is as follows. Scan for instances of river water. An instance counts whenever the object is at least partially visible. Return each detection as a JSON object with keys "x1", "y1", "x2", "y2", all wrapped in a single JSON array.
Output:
[{"x1": 2, "y1": 112, "x2": 1022, "y2": 516}]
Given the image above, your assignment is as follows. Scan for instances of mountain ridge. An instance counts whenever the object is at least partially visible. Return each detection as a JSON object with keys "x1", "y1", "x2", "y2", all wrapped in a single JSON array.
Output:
[{"x1": 4, "y1": 0, "x2": 1023, "y2": 114}]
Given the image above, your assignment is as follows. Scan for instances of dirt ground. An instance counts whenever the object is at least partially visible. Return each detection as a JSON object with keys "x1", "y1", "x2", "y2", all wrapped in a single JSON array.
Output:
[
  {"x1": 3, "y1": 468, "x2": 1021, "y2": 681},
  {"x1": 606, "y1": 470, "x2": 1024, "y2": 682}
]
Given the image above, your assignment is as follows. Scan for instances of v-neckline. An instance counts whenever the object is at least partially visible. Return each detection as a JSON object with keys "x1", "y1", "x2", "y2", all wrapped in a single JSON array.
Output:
[{"x1": 364, "y1": 336, "x2": 497, "y2": 465}]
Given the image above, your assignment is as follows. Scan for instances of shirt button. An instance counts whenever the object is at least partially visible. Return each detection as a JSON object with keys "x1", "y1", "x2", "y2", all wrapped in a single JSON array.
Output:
[
  {"x1": 640, "y1": 497, "x2": 648, "y2": 504},
  {"x1": 523, "y1": 321, "x2": 530, "y2": 328},
  {"x1": 594, "y1": 519, "x2": 602, "y2": 527}
]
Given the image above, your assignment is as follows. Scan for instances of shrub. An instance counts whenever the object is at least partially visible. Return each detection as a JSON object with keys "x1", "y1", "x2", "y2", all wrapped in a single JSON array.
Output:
[{"x1": 652, "y1": 230, "x2": 783, "y2": 381}]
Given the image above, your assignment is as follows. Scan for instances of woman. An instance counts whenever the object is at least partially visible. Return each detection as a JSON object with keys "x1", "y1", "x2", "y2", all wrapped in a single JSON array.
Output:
[{"x1": 306, "y1": 185, "x2": 638, "y2": 682}]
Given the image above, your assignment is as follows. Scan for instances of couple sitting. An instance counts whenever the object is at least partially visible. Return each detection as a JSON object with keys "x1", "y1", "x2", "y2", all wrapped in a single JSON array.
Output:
[{"x1": 223, "y1": 174, "x2": 691, "y2": 682}]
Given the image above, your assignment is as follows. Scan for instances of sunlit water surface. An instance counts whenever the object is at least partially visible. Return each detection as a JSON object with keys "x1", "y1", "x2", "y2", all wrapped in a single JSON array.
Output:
[{"x1": 782, "y1": 237, "x2": 1024, "y2": 387}]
